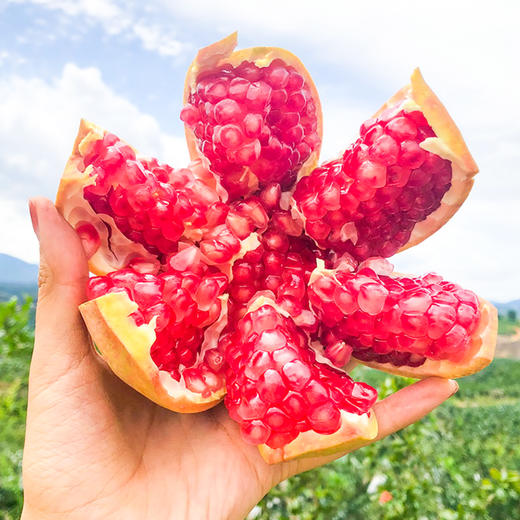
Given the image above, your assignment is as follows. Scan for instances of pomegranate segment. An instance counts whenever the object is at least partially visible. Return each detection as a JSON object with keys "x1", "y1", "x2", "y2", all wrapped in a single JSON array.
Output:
[
  {"x1": 223, "y1": 301, "x2": 377, "y2": 452},
  {"x1": 80, "y1": 130, "x2": 266, "y2": 265},
  {"x1": 182, "y1": 33, "x2": 322, "y2": 199},
  {"x1": 88, "y1": 247, "x2": 229, "y2": 397},
  {"x1": 309, "y1": 264, "x2": 483, "y2": 368},
  {"x1": 293, "y1": 109, "x2": 452, "y2": 260}
]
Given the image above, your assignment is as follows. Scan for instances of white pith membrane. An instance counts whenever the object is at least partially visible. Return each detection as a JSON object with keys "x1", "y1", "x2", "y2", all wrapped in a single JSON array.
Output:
[{"x1": 225, "y1": 295, "x2": 378, "y2": 463}]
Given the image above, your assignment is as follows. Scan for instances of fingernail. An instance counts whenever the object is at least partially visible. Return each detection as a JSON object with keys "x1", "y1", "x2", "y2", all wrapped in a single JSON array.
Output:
[
  {"x1": 449, "y1": 379, "x2": 459, "y2": 396},
  {"x1": 29, "y1": 199, "x2": 40, "y2": 240}
]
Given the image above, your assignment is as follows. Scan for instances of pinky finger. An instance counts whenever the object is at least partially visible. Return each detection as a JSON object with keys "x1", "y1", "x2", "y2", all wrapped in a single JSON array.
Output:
[{"x1": 373, "y1": 377, "x2": 458, "y2": 439}]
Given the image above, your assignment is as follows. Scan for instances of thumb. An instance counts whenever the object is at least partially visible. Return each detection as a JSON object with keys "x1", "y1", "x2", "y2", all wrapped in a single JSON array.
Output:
[{"x1": 29, "y1": 197, "x2": 92, "y2": 386}]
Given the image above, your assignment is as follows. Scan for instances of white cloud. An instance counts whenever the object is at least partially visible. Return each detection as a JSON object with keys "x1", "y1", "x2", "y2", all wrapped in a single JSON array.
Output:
[
  {"x1": 133, "y1": 23, "x2": 185, "y2": 57},
  {"x1": 159, "y1": 0, "x2": 518, "y2": 302},
  {"x1": 0, "y1": 63, "x2": 188, "y2": 264},
  {"x1": 2, "y1": 0, "x2": 519, "y2": 300},
  {"x1": 8, "y1": 0, "x2": 188, "y2": 56},
  {"x1": 163, "y1": 0, "x2": 520, "y2": 149}
]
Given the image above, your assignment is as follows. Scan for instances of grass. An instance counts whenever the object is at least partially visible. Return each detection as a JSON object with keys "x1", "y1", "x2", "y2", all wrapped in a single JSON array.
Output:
[
  {"x1": 258, "y1": 359, "x2": 520, "y2": 519},
  {"x1": 497, "y1": 315, "x2": 520, "y2": 335}
]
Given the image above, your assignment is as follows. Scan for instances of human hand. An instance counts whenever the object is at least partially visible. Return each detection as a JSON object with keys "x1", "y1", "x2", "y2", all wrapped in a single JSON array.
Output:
[{"x1": 22, "y1": 197, "x2": 458, "y2": 520}]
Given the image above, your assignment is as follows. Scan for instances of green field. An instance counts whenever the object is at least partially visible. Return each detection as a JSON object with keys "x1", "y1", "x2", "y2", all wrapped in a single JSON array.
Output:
[
  {"x1": 1, "y1": 298, "x2": 519, "y2": 520},
  {"x1": 498, "y1": 314, "x2": 520, "y2": 336}
]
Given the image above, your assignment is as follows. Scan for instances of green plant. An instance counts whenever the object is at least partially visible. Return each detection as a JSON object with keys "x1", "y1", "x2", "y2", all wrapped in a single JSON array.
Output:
[
  {"x1": 1, "y1": 297, "x2": 519, "y2": 520},
  {"x1": 254, "y1": 363, "x2": 520, "y2": 519},
  {"x1": 0, "y1": 297, "x2": 34, "y2": 520}
]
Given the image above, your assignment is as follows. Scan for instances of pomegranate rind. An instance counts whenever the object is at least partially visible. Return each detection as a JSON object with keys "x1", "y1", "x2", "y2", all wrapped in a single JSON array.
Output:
[
  {"x1": 258, "y1": 410, "x2": 377, "y2": 464},
  {"x1": 80, "y1": 291, "x2": 226, "y2": 413},
  {"x1": 375, "y1": 68, "x2": 479, "y2": 252},
  {"x1": 56, "y1": 119, "x2": 158, "y2": 276},
  {"x1": 182, "y1": 32, "x2": 323, "y2": 187},
  {"x1": 357, "y1": 298, "x2": 497, "y2": 379}
]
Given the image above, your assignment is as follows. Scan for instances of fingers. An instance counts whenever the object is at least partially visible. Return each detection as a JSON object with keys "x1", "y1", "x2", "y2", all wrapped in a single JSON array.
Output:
[
  {"x1": 373, "y1": 377, "x2": 458, "y2": 439},
  {"x1": 29, "y1": 197, "x2": 92, "y2": 385},
  {"x1": 288, "y1": 377, "x2": 458, "y2": 476}
]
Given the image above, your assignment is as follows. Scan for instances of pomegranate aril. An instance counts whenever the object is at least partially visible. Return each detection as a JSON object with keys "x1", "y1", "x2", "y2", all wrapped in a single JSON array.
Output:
[
  {"x1": 241, "y1": 421, "x2": 270, "y2": 445},
  {"x1": 266, "y1": 431, "x2": 298, "y2": 449},
  {"x1": 265, "y1": 408, "x2": 294, "y2": 432},
  {"x1": 216, "y1": 124, "x2": 244, "y2": 149},
  {"x1": 310, "y1": 265, "x2": 481, "y2": 367},
  {"x1": 265, "y1": 65, "x2": 289, "y2": 88},
  {"x1": 326, "y1": 340, "x2": 353, "y2": 367},
  {"x1": 184, "y1": 369, "x2": 208, "y2": 394},
  {"x1": 282, "y1": 392, "x2": 307, "y2": 420},
  {"x1": 386, "y1": 116, "x2": 417, "y2": 140},
  {"x1": 257, "y1": 329, "x2": 287, "y2": 352},
  {"x1": 282, "y1": 360, "x2": 311, "y2": 390},
  {"x1": 180, "y1": 104, "x2": 200, "y2": 126},
  {"x1": 308, "y1": 402, "x2": 341, "y2": 434},
  {"x1": 214, "y1": 99, "x2": 242, "y2": 123},
  {"x1": 87, "y1": 277, "x2": 112, "y2": 299},
  {"x1": 237, "y1": 394, "x2": 268, "y2": 421},
  {"x1": 258, "y1": 369, "x2": 288, "y2": 402}
]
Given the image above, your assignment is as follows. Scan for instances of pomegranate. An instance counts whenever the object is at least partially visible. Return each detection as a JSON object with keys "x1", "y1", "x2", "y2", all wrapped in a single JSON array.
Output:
[{"x1": 55, "y1": 34, "x2": 496, "y2": 463}]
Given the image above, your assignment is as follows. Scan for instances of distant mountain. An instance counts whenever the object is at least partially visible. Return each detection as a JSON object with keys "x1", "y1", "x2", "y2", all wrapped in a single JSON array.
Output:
[
  {"x1": 0, "y1": 254, "x2": 38, "y2": 301},
  {"x1": 0, "y1": 253, "x2": 39, "y2": 284},
  {"x1": 493, "y1": 299, "x2": 520, "y2": 316},
  {"x1": 0, "y1": 282, "x2": 38, "y2": 302}
]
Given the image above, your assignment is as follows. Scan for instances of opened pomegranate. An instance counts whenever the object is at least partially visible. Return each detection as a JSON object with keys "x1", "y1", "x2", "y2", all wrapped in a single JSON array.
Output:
[{"x1": 56, "y1": 33, "x2": 496, "y2": 463}]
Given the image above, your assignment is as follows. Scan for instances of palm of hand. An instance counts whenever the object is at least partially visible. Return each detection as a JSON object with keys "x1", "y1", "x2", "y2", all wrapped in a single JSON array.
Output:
[
  {"x1": 22, "y1": 199, "x2": 457, "y2": 520},
  {"x1": 23, "y1": 349, "x2": 278, "y2": 520}
]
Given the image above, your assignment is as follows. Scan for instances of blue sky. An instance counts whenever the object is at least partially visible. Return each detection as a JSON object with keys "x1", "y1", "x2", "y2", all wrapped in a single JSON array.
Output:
[{"x1": 0, "y1": 0, "x2": 519, "y2": 301}]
